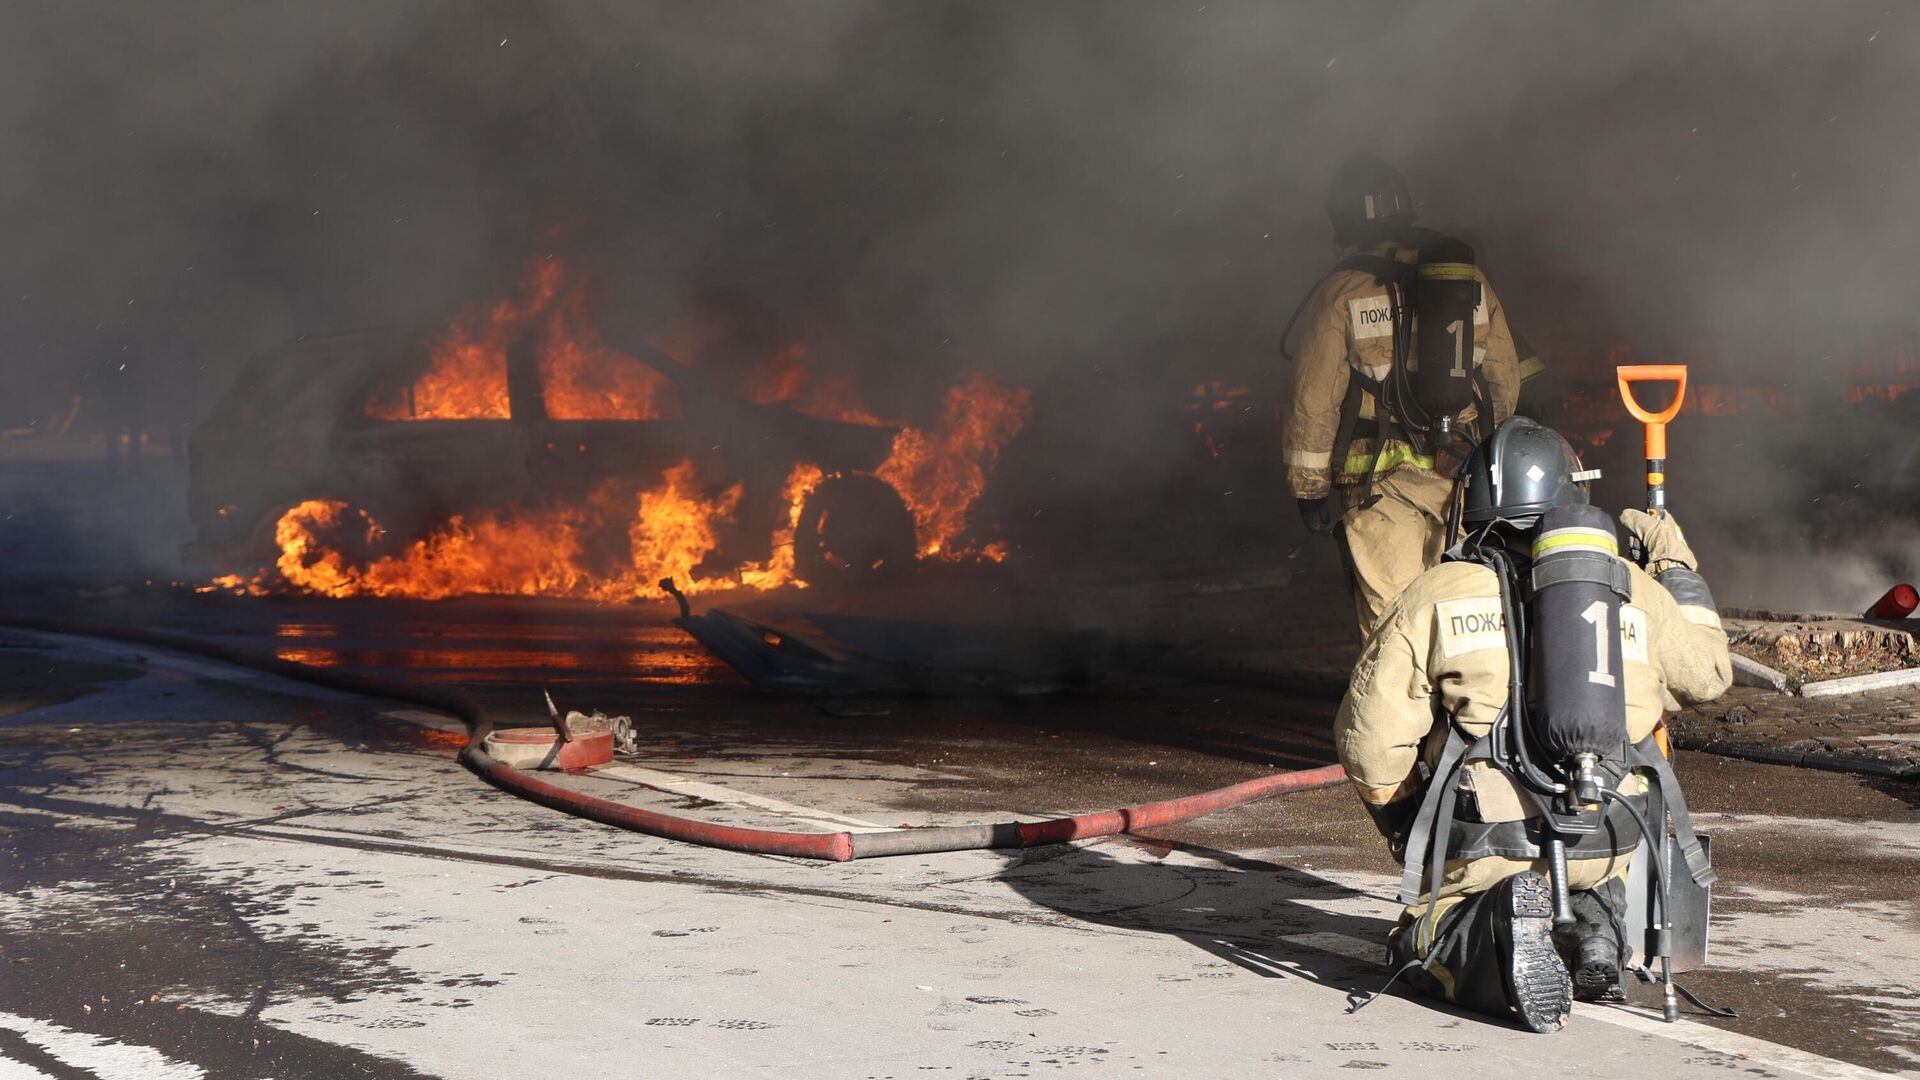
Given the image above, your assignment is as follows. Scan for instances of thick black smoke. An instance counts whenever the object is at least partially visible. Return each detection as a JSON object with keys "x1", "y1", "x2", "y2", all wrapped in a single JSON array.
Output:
[{"x1": 2, "y1": 2, "x2": 1916, "y2": 603}]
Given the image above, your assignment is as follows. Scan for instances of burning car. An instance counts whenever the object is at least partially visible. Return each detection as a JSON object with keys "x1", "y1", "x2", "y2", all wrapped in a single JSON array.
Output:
[
  {"x1": 186, "y1": 325, "x2": 921, "y2": 594},
  {"x1": 188, "y1": 262, "x2": 1031, "y2": 601}
]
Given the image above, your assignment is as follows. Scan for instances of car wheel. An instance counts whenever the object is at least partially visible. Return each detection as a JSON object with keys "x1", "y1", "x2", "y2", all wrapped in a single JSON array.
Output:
[
  {"x1": 793, "y1": 474, "x2": 918, "y2": 586},
  {"x1": 246, "y1": 498, "x2": 403, "y2": 571}
]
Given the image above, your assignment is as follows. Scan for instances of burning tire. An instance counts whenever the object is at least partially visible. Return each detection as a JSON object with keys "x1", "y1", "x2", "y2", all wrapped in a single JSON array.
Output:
[{"x1": 793, "y1": 474, "x2": 918, "y2": 585}]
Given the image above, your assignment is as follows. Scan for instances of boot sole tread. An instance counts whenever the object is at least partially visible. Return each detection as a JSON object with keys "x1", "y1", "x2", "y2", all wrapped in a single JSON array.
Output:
[{"x1": 1507, "y1": 876, "x2": 1573, "y2": 1033}]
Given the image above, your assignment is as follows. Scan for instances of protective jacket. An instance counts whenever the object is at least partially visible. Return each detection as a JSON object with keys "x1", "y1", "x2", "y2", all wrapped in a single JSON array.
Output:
[
  {"x1": 1283, "y1": 239, "x2": 1522, "y2": 501},
  {"x1": 1333, "y1": 552, "x2": 1729, "y2": 914}
]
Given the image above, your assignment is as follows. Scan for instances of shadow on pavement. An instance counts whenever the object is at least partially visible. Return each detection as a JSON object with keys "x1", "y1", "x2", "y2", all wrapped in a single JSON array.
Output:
[{"x1": 995, "y1": 837, "x2": 1399, "y2": 995}]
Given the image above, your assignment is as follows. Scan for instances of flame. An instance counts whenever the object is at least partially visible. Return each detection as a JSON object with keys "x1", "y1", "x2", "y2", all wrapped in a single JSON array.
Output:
[
  {"x1": 247, "y1": 463, "x2": 759, "y2": 602},
  {"x1": 737, "y1": 463, "x2": 825, "y2": 590},
  {"x1": 623, "y1": 461, "x2": 743, "y2": 595},
  {"x1": 745, "y1": 344, "x2": 889, "y2": 426},
  {"x1": 876, "y1": 372, "x2": 1031, "y2": 559},
  {"x1": 365, "y1": 259, "x2": 677, "y2": 422},
  {"x1": 212, "y1": 374, "x2": 1024, "y2": 601}
]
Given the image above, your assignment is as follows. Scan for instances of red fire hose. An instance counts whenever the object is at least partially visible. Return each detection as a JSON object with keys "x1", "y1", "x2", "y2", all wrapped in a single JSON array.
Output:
[
  {"x1": 465, "y1": 745, "x2": 856, "y2": 861},
  {"x1": 843, "y1": 763, "x2": 1349, "y2": 859},
  {"x1": 464, "y1": 735, "x2": 1346, "y2": 861},
  {"x1": 0, "y1": 613, "x2": 1349, "y2": 861}
]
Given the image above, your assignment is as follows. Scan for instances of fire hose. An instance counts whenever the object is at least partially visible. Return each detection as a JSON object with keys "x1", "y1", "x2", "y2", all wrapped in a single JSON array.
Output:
[
  {"x1": 467, "y1": 744, "x2": 1344, "y2": 862},
  {"x1": 0, "y1": 613, "x2": 1348, "y2": 861}
]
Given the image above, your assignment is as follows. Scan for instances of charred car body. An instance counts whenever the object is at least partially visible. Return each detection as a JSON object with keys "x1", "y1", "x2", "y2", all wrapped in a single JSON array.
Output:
[{"x1": 185, "y1": 328, "x2": 919, "y2": 586}]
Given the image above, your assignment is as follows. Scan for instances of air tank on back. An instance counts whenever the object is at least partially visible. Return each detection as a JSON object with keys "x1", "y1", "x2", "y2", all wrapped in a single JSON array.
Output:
[
  {"x1": 1528, "y1": 503, "x2": 1631, "y2": 801},
  {"x1": 1408, "y1": 235, "x2": 1483, "y2": 435}
]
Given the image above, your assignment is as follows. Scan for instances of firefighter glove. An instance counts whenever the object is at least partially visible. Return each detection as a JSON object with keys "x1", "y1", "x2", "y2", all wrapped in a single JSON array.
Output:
[
  {"x1": 1298, "y1": 497, "x2": 1337, "y2": 535},
  {"x1": 1619, "y1": 508, "x2": 1698, "y2": 575}
]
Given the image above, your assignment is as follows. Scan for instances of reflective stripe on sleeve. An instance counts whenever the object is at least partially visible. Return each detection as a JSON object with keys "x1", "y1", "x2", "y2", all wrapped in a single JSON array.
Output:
[
  {"x1": 1677, "y1": 605, "x2": 1723, "y2": 629},
  {"x1": 1519, "y1": 355, "x2": 1547, "y2": 381},
  {"x1": 1284, "y1": 448, "x2": 1333, "y2": 469}
]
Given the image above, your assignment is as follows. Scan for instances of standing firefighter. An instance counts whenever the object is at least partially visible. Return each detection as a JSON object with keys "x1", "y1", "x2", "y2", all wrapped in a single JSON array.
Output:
[
  {"x1": 1336, "y1": 418, "x2": 1730, "y2": 1031},
  {"x1": 1284, "y1": 155, "x2": 1523, "y2": 637}
]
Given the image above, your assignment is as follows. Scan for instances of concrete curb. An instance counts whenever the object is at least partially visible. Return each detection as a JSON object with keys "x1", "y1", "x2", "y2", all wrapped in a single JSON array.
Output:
[
  {"x1": 1185, "y1": 658, "x2": 1920, "y2": 784},
  {"x1": 1798, "y1": 665, "x2": 1920, "y2": 699},
  {"x1": 1672, "y1": 737, "x2": 1920, "y2": 781},
  {"x1": 1730, "y1": 654, "x2": 1790, "y2": 693}
]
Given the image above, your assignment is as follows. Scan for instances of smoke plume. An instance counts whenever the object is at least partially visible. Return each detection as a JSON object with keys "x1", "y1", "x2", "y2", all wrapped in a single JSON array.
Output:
[{"x1": 2, "y1": 2, "x2": 1915, "y2": 605}]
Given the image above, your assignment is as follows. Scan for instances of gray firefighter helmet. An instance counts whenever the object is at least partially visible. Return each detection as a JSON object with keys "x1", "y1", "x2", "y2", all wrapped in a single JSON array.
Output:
[
  {"x1": 1325, "y1": 154, "x2": 1416, "y2": 244},
  {"x1": 1460, "y1": 417, "x2": 1597, "y2": 529}
]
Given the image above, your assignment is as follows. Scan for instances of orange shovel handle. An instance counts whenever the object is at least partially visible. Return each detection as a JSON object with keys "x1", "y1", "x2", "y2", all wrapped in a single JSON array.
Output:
[
  {"x1": 1615, "y1": 364, "x2": 1688, "y2": 514},
  {"x1": 1616, "y1": 365, "x2": 1688, "y2": 452}
]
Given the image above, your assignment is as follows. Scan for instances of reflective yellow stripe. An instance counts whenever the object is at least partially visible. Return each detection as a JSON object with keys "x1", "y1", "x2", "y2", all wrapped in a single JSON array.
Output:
[
  {"x1": 1519, "y1": 355, "x2": 1547, "y2": 381},
  {"x1": 1417, "y1": 263, "x2": 1477, "y2": 281},
  {"x1": 1678, "y1": 605, "x2": 1722, "y2": 629},
  {"x1": 1532, "y1": 527, "x2": 1620, "y2": 558},
  {"x1": 1341, "y1": 444, "x2": 1434, "y2": 476}
]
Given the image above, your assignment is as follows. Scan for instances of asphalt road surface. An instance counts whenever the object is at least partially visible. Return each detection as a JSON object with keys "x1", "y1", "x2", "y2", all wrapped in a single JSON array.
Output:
[{"x1": 0, "y1": 598, "x2": 1914, "y2": 1078}]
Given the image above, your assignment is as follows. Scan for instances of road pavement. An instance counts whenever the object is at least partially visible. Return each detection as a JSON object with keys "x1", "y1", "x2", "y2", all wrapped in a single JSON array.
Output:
[{"x1": 0, "y1": 613, "x2": 1915, "y2": 1078}]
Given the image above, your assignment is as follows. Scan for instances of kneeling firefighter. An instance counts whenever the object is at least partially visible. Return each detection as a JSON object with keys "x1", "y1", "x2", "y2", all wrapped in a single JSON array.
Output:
[
  {"x1": 1334, "y1": 418, "x2": 1731, "y2": 1032},
  {"x1": 1282, "y1": 155, "x2": 1524, "y2": 639}
]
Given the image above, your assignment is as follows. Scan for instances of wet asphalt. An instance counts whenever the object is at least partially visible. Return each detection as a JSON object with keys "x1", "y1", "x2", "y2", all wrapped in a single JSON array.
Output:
[{"x1": 0, "y1": 591, "x2": 1915, "y2": 1077}]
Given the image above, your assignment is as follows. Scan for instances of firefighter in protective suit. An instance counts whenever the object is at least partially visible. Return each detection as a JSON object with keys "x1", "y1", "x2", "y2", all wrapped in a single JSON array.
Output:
[
  {"x1": 1334, "y1": 418, "x2": 1730, "y2": 1031},
  {"x1": 1284, "y1": 155, "x2": 1524, "y2": 638}
]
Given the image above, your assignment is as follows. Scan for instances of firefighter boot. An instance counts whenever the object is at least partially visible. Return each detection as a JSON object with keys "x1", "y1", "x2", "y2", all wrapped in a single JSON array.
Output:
[
  {"x1": 1558, "y1": 879, "x2": 1627, "y2": 1002},
  {"x1": 1395, "y1": 872, "x2": 1574, "y2": 1033}
]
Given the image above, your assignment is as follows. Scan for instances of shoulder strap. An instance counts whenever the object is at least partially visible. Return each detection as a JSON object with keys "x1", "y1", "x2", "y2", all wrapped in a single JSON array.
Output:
[
  {"x1": 1327, "y1": 369, "x2": 1382, "y2": 493},
  {"x1": 1336, "y1": 253, "x2": 1417, "y2": 288},
  {"x1": 1398, "y1": 725, "x2": 1483, "y2": 906}
]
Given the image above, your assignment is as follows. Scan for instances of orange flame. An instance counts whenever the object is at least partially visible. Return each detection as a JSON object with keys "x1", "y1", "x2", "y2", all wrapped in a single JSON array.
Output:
[
  {"x1": 738, "y1": 462, "x2": 826, "y2": 590},
  {"x1": 876, "y1": 372, "x2": 1031, "y2": 559},
  {"x1": 744, "y1": 344, "x2": 889, "y2": 426},
  {"x1": 365, "y1": 259, "x2": 676, "y2": 422},
  {"x1": 215, "y1": 375, "x2": 1024, "y2": 601},
  {"x1": 250, "y1": 462, "x2": 757, "y2": 602}
]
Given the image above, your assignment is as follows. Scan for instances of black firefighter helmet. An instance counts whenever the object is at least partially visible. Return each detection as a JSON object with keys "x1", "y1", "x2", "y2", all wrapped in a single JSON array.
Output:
[
  {"x1": 1460, "y1": 417, "x2": 1597, "y2": 530},
  {"x1": 1325, "y1": 154, "x2": 1416, "y2": 246}
]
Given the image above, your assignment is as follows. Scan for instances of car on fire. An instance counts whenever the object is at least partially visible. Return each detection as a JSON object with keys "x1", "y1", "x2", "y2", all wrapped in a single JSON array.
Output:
[{"x1": 184, "y1": 328, "x2": 920, "y2": 586}]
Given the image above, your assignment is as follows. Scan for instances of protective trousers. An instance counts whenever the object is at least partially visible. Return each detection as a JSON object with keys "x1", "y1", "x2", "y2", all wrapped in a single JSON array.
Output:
[{"x1": 1337, "y1": 469, "x2": 1456, "y2": 638}]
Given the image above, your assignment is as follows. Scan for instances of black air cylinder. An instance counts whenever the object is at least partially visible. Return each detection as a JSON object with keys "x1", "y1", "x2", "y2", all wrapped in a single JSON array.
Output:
[
  {"x1": 1409, "y1": 236, "x2": 1482, "y2": 423},
  {"x1": 1528, "y1": 503, "x2": 1631, "y2": 764}
]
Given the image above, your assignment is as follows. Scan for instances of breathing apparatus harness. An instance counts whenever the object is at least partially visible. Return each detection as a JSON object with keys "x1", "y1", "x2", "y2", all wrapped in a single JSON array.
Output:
[{"x1": 1281, "y1": 227, "x2": 1496, "y2": 509}]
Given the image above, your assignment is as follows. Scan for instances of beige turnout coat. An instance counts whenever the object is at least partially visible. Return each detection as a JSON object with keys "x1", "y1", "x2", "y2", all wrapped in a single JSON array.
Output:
[{"x1": 1283, "y1": 241, "x2": 1522, "y2": 501}]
